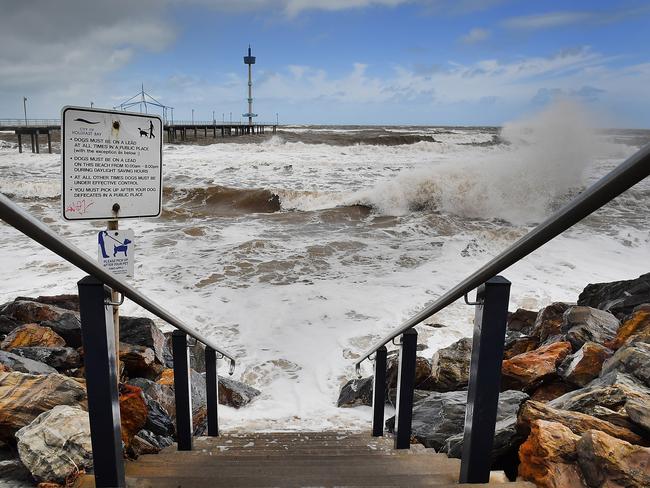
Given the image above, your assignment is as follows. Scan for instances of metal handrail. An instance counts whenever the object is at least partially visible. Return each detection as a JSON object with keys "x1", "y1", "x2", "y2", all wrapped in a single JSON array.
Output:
[
  {"x1": 355, "y1": 142, "x2": 650, "y2": 373},
  {"x1": 0, "y1": 193, "x2": 236, "y2": 373}
]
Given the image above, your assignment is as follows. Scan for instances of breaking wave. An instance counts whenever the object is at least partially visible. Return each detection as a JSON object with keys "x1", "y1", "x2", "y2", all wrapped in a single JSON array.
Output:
[{"x1": 163, "y1": 185, "x2": 282, "y2": 218}]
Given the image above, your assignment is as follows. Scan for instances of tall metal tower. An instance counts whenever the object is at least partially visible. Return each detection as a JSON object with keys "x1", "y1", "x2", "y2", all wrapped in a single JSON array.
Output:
[{"x1": 243, "y1": 45, "x2": 258, "y2": 126}]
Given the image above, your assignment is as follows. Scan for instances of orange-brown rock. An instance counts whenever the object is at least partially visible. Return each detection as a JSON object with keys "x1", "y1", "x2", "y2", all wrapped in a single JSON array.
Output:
[
  {"x1": 518, "y1": 400, "x2": 645, "y2": 446},
  {"x1": 0, "y1": 363, "x2": 11, "y2": 373},
  {"x1": 118, "y1": 384, "x2": 147, "y2": 448},
  {"x1": 518, "y1": 419, "x2": 586, "y2": 488},
  {"x1": 558, "y1": 342, "x2": 612, "y2": 387},
  {"x1": 1, "y1": 324, "x2": 66, "y2": 350},
  {"x1": 0, "y1": 371, "x2": 87, "y2": 441},
  {"x1": 501, "y1": 342, "x2": 572, "y2": 391},
  {"x1": 577, "y1": 429, "x2": 650, "y2": 488},
  {"x1": 507, "y1": 308, "x2": 538, "y2": 333},
  {"x1": 531, "y1": 303, "x2": 571, "y2": 342},
  {"x1": 157, "y1": 368, "x2": 174, "y2": 387},
  {"x1": 607, "y1": 304, "x2": 650, "y2": 350},
  {"x1": 530, "y1": 380, "x2": 575, "y2": 403}
]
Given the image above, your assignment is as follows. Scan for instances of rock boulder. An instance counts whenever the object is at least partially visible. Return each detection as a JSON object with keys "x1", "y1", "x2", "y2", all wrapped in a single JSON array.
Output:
[
  {"x1": 518, "y1": 400, "x2": 644, "y2": 446},
  {"x1": 0, "y1": 351, "x2": 56, "y2": 375},
  {"x1": 427, "y1": 338, "x2": 472, "y2": 392},
  {"x1": 507, "y1": 308, "x2": 538, "y2": 335},
  {"x1": 15, "y1": 405, "x2": 92, "y2": 484},
  {"x1": 337, "y1": 377, "x2": 373, "y2": 407},
  {"x1": 119, "y1": 317, "x2": 168, "y2": 367},
  {"x1": 1, "y1": 324, "x2": 65, "y2": 349},
  {"x1": 0, "y1": 372, "x2": 87, "y2": 440},
  {"x1": 577, "y1": 429, "x2": 650, "y2": 488},
  {"x1": 386, "y1": 389, "x2": 528, "y2": 452},
  {"x1": 600, "y1": 342, "x2": 650, "y2": 388},
  {"x1": 559, "y1": 342, "x2": 612, "y2": 387},
  {"x1": 578, "y1": 273, "x2": 650, "y2": 319},
  {"x1": 9, "y1": 347, "x2": 81, "y2": 371},
  {"x1": 531, "y1": 303, "x2": 571, "y2": 343},
  {"x1": 501, "y1": 342, "x2": 572, "y2": 391},
  {"x1": 607, "y1": 304, "x2": 650, "y2": 349},
  {"x1": 119, "y1": 384, "x2": 148, "y2": 448},
  {"x1": 560, "y1": 306, "x2": 619, "y2": 350},
  {"x1": 518, "y1": 420, "x2": 585, "y2": 488},
  {"x1": 119, "y1": 343, "x2": 164, "y2": 380}
]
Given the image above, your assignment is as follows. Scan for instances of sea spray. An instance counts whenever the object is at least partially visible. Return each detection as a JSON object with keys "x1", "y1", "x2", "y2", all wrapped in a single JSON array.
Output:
[{"x1": 282, "y1": 100, "x2": 599, "y2": 224}]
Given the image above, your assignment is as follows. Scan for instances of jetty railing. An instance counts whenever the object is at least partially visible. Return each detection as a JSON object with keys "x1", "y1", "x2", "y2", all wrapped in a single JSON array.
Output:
[
  {"x1": 355, "y1": 143, "x2": 650, "y2": 483},
  {"x1": 0, "y1": 118, "x2": 60, "y2": 128},
  {"x1": 0, "y1": 193, "x2": 236, "y2": 488}
]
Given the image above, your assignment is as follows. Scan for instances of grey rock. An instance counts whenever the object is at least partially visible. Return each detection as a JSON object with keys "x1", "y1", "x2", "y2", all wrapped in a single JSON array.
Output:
[
  {"x1": 143, "y1": 396, "x2": 175, "y2": 437},
  {"x1": 386, "y1": 389, "x2": 528, "y2": 452},
  {"x1": 0, "y1": 458, "x2": 32, "y2": 483},
  {"x1": 120, "y1": 316, "x2": 168, "y2": 366},
  {"x1": 40, "y1": 312, "x2": 82, "y2": 348},
  {"x1": 626, "y1": 399, "x2": 650, "y2": 434},
  {"x1": 560, "y1": 306, "x2": 619, "y2": 350},
  {"x1": 14, "y1": 295, "x2": 79, "y2": 312},
  {"x1": 337, "y1": 377, "x2": 373, "y2": 407},
  {"x1": 0, "y1": 315, "x2": 21, "y2": 336},
  {"x1": 128, "y1": 377, "x2": 176, "y2": 418},
  {"x1": 600, "y1": 342, "x2": 650, "y2": 388},
  {"x1": 128, "y1": 429, "x2": 173, "y2": 457},
  {"x1": 218, "y1": 374, "x2": 261, "y2": 408},
  {"x1": 9, "y1": 347, "x2": 81, "y2": 371},
  {"x1": 578, "y1": 272, "x2": 650, "y2": 319},
  {"x1": 507, "y1": 308, "x2": 538, "y2": 334},
  {"x1": 0, "y1": 351, "x2": 56, "y2": 375},
  {"x1": 550, "y1": 371, "x2": 650, "y2": 416},
  {"x1": 428, "y1": 337, "x2": 472, "y2": 392},
  {"x1": 15, "y1": 405, "x2": 92, "y2": 483},
  {"x1": 444, "y1": 415, "x2": 524, "y2": 470}
]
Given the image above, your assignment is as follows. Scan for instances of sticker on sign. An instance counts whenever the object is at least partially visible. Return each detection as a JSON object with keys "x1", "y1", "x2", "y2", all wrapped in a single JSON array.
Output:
[
  {"x1": 98, "y1": 229, "x2": 135, "y2": 277},
  {"x1": 62, "y1": 106, "x2": 163, "y2": 220}
]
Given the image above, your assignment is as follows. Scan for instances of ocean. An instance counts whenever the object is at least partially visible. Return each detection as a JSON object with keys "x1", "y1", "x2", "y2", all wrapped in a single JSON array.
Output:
[{"x1": 1, "y1": 101, "x2": 649, "y2": 431}]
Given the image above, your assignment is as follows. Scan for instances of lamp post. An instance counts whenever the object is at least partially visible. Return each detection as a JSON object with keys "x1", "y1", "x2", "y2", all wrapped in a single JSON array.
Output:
[
  {"x1": 212, "y1": 110, "x2": 215, "y2": 124},
  {"x1": 276, "y1": 112, "x2": 279, "y2": 125},
  {"x1": 23, "y1": 97, "x2": 27, "y2": 125},
  {"x1": 90, "y1": 101, "x2": 94, "y2": 108},
  {"x1": 192, "y1": 109, "x2": 194, "y2": 125},
  {"x1": 171, "y1": 108, "x2": 174, "y2": 125}
]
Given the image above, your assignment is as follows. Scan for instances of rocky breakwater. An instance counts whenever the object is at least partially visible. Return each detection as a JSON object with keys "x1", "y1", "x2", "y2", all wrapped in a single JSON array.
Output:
[
  {"x1": 0, "y1": 294, "x2": 261, "y2": 487},
  {"x1": 338, "y1": 272, "x2": 650, "y2": 486}
]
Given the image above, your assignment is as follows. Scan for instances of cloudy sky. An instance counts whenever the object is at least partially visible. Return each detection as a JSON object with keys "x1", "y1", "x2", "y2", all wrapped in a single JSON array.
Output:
[{"x1": 1, "y1": 0, "x2": 649, "y2": 126}]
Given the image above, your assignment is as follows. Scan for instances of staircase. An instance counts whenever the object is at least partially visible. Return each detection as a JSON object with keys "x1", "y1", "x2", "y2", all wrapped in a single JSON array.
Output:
[{"x1": 76, "y1": 432, "x2": 534, "y2": 487}]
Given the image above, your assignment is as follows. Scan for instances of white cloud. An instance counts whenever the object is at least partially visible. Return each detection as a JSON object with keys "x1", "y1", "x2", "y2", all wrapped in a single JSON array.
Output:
[
  {"x1": 503, "y1": 11, "x2": 594, "y2": 30},
  {"x1": 461, "y1": 28, "x2": 490, "y2": 44}
]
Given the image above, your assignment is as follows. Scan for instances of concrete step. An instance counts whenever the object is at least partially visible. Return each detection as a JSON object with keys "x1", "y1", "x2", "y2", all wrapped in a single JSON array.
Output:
[{"x1": 76, "y1": 432, "x2": 535, "y2": 488}]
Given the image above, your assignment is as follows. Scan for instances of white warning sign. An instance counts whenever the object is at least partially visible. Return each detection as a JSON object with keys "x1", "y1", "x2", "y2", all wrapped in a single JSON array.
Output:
[
  {"x1": 62, "y1": 106, "x2": 162, "y2": 221},
  {"x1": 98, "y1": 229, "x2": 135, "y2": 277}
]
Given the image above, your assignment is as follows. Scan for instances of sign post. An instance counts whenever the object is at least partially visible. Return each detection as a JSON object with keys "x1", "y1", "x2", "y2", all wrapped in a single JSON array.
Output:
[{"x1": 62, "y1": 106, "x2": 162, "y2": 363}]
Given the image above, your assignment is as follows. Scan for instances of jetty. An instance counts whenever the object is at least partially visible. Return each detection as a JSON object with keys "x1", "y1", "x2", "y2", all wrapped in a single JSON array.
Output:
[{"x1": 0, "y1": 119, "x2": 277, "y2": 153}]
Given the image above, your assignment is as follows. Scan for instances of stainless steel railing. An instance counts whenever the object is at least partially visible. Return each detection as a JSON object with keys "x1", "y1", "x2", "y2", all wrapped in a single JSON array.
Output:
[
  {"x1": 354, "y1": 142, "x2": 650, "y2": 373},
  {"x1": 0, "y1": 193, "x2": 236, "y2": 372}
]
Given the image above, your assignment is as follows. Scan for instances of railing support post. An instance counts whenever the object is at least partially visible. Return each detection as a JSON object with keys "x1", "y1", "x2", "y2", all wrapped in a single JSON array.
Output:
[
  {"x1": 205, "y1": 346, "x2": 219, "y2": 436},
  {"x1": 372, "y1": 346, "x2": 387, "y2": 437},
  {"x1": 77, "y1": 276, "x2": 125, "y2": 488},
  {"x1": 172, "y1": 330, "x2": 193, "y2": 451},
  {"x1": 459, "y1": 276, "x2": 511, "y2": 483},
  {"x1": 394, "y1": 328, "x2": 417, "y2": 449}
]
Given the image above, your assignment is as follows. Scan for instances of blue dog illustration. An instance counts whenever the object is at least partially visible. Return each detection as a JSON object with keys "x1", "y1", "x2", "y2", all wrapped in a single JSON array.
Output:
[{"x1": 113, "y1": 239, "x2": 132, "y2": 257}]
